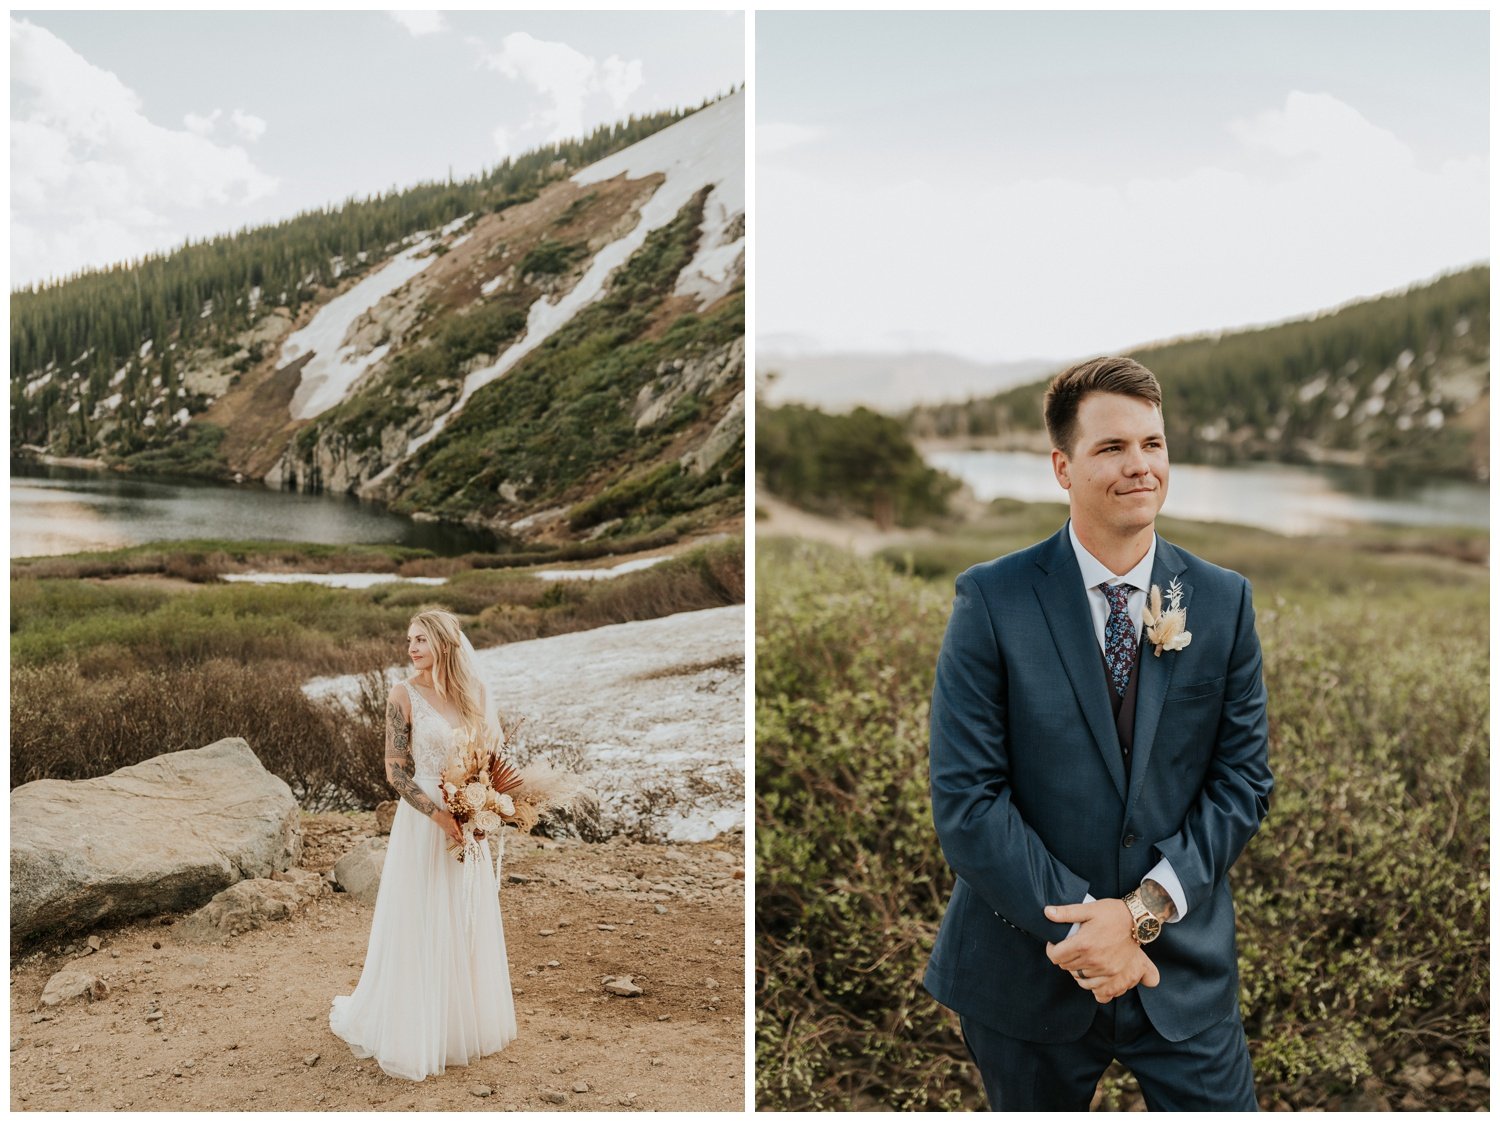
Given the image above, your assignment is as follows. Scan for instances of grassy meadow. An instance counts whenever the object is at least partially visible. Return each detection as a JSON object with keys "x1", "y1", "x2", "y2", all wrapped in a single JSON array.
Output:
[
  {"x1": 11, "y1": 535, "x2": 743, "y2": 809},
  {"x1": 755, "y1": 507, "x2": 1487, "y2": 1111}
]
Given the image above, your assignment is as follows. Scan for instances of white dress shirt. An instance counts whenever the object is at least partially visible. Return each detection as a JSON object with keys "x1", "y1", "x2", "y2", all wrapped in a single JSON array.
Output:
[{"x1": 1064, "y1": 520, "x2": 1188, "y2": 929}]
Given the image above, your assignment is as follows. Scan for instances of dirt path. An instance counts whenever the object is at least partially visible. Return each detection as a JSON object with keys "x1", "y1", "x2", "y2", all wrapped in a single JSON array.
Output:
[{"x1": 11, "y1": 814, "x2": 746, "y2": 1112}]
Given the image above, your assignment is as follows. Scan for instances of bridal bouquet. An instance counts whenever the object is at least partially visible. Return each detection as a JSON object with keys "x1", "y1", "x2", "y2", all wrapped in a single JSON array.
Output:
[{"x1": 438, "y1": 719, "x2": 593, "y2": 861}]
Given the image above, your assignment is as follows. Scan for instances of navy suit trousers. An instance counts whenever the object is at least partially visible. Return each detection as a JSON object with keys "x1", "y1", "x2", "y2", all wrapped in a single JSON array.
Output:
[{"x1": 959, "y1": 993, "x2": 1258, "y2": 1111}]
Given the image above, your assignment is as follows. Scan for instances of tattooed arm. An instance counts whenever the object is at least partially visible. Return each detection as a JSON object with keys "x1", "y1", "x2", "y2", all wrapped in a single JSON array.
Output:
[
  {"x1": 385, "y1": 684, "x2": 439, "y2": 818},
  {"x1": 1138, "y1": 878, "x2": 1179, "y2": 923}
]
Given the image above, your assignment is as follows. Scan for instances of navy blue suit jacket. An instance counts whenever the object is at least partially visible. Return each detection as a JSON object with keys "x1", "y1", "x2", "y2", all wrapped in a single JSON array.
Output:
[{"x1": 923, "y1": 524, "x2": 1272, "y2": 1043}]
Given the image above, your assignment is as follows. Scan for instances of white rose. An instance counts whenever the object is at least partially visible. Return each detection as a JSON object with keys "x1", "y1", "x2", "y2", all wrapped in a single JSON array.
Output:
[
  {"x1": 463, "y1": 782, "x2": 489, "y2": 811},
  {"x1": 498, "y1": 794, "x2": 516, "y2": 816}
]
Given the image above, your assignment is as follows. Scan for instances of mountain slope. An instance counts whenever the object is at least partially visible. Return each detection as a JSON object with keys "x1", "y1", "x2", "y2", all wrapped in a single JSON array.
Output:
[
  {"x1": 12, "y1": 93, "x2": 746, "y2": 544},
  {"x1": 906, "y1": 266, "x2": 1489, "y2": 480}
]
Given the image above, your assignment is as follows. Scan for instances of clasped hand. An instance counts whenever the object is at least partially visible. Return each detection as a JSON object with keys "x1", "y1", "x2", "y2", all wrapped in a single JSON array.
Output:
[{"x1": 1044, "y1": 899, "x2": 1160, "y2": 1004}]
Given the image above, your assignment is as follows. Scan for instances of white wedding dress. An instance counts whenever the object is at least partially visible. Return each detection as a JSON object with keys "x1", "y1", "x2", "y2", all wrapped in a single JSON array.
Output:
[{"x1": 330, "y1": 678, "x2": 517, "y2": 1081}]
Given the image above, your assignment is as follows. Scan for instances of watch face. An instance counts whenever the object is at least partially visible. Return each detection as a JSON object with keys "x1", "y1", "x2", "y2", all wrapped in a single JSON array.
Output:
[{"x1": 1138, "y1": 916, "x2": 1163, "y2": 943}]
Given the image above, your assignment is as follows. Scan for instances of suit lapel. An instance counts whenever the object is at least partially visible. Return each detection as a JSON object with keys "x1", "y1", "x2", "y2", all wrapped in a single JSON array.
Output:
[
  {"x1": 1032, "y1": 530, "x2": 1128, "y2": 803},
  {"x1": 1125, "y1": 537, "x2": 1190, "y2": 818}
]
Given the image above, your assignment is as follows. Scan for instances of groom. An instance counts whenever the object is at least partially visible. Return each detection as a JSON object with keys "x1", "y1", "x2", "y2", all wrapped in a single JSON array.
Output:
[{"x1": 923, "y1": 357, "x2": 1272, "y2": 1110}]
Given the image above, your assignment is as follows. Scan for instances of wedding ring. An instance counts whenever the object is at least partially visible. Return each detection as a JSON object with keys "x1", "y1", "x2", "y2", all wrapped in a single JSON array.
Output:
[{"x1": 1075, "y1": 969, "x2": 1087, "y2": 979}]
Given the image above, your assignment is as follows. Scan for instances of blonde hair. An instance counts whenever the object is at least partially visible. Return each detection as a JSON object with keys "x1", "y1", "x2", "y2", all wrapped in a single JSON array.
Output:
[{"x1": 409, "y1": 609, "x2": 491, "y2": 745}]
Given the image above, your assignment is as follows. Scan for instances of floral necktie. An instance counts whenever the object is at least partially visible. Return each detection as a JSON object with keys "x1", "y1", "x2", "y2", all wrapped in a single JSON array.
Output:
[{"x1": 1102, "y1": 583, "x2": 1136, "y2": 697}]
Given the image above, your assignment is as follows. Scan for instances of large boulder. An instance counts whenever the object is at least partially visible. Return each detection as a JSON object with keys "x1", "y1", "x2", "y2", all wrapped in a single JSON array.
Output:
[{"x1": 11, "y1": 738, "x2": 301, "y2": 945}]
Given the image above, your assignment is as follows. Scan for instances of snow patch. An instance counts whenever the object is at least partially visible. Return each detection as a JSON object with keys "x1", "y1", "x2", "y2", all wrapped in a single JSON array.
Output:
[
  {"x1": 304, "y1": 605, "x2": 744, "y2": 841},
  {"x1": 480, "y1": 274, "x2": 505, "y2": 297},
  {"x1": 282, "y1": 241, "x2": 441, "y2": 419},
  {"x1": 139, "y1": 339, "x2": 153, "y2": 359},
  {"x1": 397, "y1": 93, "x2": 745, "y2": 462},
  {"x1": 223, "y1": 572, "x2": 448, "y2": 589},
  {"x1": 24, "y1": 372, "x2": 52, "y2": 396},
  {"x1": 103, "y1": 392, "x2": 123, "y2": 410},
  {"x1": 535, "y1": 557, "x2": 665, "y2": 581}
]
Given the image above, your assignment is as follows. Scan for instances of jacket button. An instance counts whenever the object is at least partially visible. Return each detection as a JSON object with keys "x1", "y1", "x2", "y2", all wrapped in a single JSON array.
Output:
[{"x1": 1122, "y1": 834, "x2": 1137, "y2": 848}]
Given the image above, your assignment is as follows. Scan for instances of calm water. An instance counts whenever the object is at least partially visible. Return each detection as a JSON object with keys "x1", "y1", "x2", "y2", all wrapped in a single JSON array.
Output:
[
  {"x1": 925, "y1": 450, "x2": 1489, "y2": 535},
  {"x1": 10, "y1": 462, "x2": 507, "y2": 558}
]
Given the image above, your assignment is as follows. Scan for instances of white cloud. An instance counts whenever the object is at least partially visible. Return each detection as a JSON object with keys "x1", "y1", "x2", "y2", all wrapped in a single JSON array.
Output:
[
  {"x1": 390, "y1": 10, "x2": 447, "y2": 37},
  {"x1": 759, "y1": 91, "x2": 1486, "y2": 361},
  {"x1": 183, "y1": 108, "x2": 221, "y2": 136},
  {"x1": 479, "y1": 31, "x2": 646, "y2": 142},
  {"x1": 598, "y1": 55, "x2": 644, "y2": 108},
  {"x1": 10, "y1": 17, "x2": 278, "y2": 285},
  {"x1": 1229, "y1": 90, "x2": 1413, "y2": 171},
  {"x1": 231, "y1": 109, "x2": 267, "y2": 142},
  {"x1": 758, "y1": 121, "x2": 828, "y2": 157}
]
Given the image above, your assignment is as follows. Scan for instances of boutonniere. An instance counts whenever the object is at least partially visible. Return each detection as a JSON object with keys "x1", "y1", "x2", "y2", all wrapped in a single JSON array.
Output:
[{"x1": 1143, "y1": 578, "x2": 1192, "y2": 657}]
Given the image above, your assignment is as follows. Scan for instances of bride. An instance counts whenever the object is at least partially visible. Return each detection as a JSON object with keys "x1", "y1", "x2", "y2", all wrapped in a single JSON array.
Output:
[{"x1": 330, "y1": 609, "x2": 517, "y2": 1081}]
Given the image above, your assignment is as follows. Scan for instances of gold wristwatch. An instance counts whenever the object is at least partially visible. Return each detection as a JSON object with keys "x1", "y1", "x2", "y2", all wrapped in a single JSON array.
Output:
[{"x1": 1122, "y1": 889, "x2": 1163, "y2": 945}]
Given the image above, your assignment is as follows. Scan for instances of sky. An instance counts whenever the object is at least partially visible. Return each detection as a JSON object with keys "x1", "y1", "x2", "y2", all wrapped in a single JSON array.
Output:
[
  {"x1": 757, "y1": 11, "x2": 1489, "y2": 364},
  {"x1": 10, "y1": 10, "x2": 744, "y2": 288}
]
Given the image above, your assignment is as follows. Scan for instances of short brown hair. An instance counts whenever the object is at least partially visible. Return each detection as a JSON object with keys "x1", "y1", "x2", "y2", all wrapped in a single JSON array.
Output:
[{"x1": 1043, "y1": 356, "x2": 1163, "y2": 456}]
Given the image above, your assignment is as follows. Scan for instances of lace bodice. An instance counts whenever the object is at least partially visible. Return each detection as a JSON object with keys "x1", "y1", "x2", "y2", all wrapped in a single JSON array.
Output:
[{"x1": 404, "y1": 678, "x2": 463, "y2": 778}]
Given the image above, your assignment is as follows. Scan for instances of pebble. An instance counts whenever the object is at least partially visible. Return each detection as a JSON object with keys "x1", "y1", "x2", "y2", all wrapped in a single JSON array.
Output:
[
  {"x1": 546, "y1": 960, "x2": 560, "y2": 968},
  {"x1": 144, "y1": 1012, "x2": 163, "y2": 1022},
  {"x1": 652, "y1": 1057, "x2": 662, "y2": 1066},
  {"x1": 572, "y1": 1081, "x2": 590, "y2": 1093},
  {"x1": 470, "y1": 1085, "x2": 493, "y2": 1098},
  {"x1": 542, "y1": 1090, "x2": 567, "y2": 1104},
  {"x1": 557, "y1": 919, "x2": 571, "y2": 927},
  {"x1": 538, "y1": 929, "x2": 555, "y2": 937},
  {"x1": 305, "y1": 1054, "x2": 320, "y2": 1067},
  {"x1": 655, "y1": 905, "x2": 668, "y2": 914},
  {"x1": 597, "y1": 924, "x2": 616, "y2": 932},
  {"x1": 657, "y1": 1014, "x2": 671, "y2": 1022},
  {"x1": 603, "y1": 975, "x2": 642, "y2": 997}
]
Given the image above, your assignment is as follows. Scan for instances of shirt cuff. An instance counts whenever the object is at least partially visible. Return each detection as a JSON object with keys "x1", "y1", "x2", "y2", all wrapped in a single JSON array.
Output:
[
  {"x1": 1144, "y1": 858, "x2": 1187, "y2": 922},
  {"x1": 1065, "y1": 892, "x2": 1096, "y2": 940}
]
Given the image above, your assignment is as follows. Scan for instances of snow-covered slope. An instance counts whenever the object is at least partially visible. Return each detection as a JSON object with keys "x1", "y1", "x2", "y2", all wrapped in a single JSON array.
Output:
[
  {"x1": 305, "y1": 605, "x2": 744, "y2": 842},
  {"x1": 397, "y1": 91, "x2": 745, "y2": 462}
]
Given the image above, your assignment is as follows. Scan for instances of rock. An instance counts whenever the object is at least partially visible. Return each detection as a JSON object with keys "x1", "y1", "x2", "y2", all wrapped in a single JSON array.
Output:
[
  {"x1": 539, "y1": 929, "x2": 555, "y2": 937},
  {"x1": 374, "y1": 801, "x2": 397, "y2": 835},
  {"x1": 572, "y1": 1081, "x2": 590, "y2": 1094},
  {"x1": 597, "y1": 924, "x2": 616, "y2": 932},
  {"x1": 39, "y1": 969, "x2": 108, "y2": 1007},
  {"x1": 546, "y1": 960, "x2": 560, "y2": 968},
  {"x1": 180, "y1": 868, "x2": 328, "y2": 940},
  {"x1": 542, "y1": 1091, "x2": 567, "y2": 1104},
  {"x1": 507, "y1": 873, "x2": 530, "y2": 885},
  {"x1": 11, "y1": 739, "x2": 301, "y2": 945},
  {"x1": 86, "y1": 936, "x2": 102, "y2": 953},
  {"x1": 1465, "y1": 1070, "x2": 1488, "y2": 1089},
  {"x1": 145, "y1": 1012, "x2": 163, "y2": 1022},
  {"x1": 603, "y1": 975, "x2": 642, "y2": 997},
  {"x1": 655, "y1": 905, "x2": 668, "y2": 915},
  {"x1": 304, "y1": 1054, "x2": 320, "y2": 1067},
  {"x1": 470, "y1": 1085, "x2": 492, "y2": 1098},
  {"x1": 332, "y1": 838, "x2": 389, "y2": 905}
]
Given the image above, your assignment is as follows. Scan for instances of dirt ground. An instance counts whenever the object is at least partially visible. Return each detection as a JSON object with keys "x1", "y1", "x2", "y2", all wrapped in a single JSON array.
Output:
[{"x1": 10, "y1": 813, "x2": 746, "y2": 1112}]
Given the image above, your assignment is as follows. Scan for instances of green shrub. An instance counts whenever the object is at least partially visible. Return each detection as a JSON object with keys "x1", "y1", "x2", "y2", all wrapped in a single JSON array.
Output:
[{"x1": 755, "y1": 531, "x2": 1488, "y2": 1110}]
